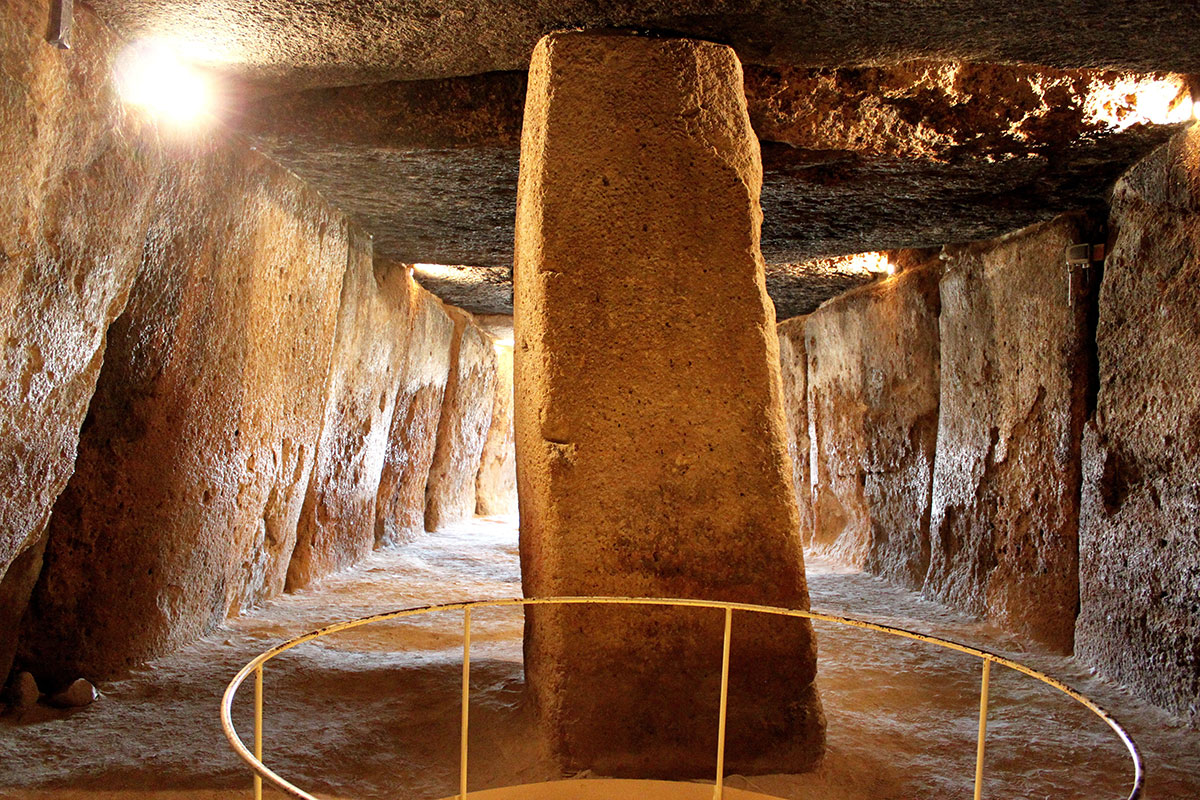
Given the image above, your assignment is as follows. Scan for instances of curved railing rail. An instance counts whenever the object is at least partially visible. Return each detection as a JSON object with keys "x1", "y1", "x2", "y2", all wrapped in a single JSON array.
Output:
[{"x1": 221, "y1": 597, "x2": 1143, "y2": 800}]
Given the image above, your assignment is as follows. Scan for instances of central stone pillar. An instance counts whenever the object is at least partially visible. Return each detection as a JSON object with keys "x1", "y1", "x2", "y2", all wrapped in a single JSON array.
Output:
[{"x1": 514, "y1": 31, "x2": 824, "y2": 777}]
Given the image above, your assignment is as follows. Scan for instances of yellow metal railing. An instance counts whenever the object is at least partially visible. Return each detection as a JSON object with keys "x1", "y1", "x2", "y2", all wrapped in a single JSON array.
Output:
[{"x1": 220, "y1": 596, "x2": 1144, "y2": 800}]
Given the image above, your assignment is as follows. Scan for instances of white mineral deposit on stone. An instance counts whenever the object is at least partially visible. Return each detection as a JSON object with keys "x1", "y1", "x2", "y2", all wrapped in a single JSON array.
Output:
[{"x1": 0, "y1": 515, "x2": 1196, "y2": 799}]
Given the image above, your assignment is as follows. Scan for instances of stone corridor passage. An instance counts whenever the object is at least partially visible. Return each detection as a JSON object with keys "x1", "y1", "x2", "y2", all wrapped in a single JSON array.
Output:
[{"x1": 2, "y1": 514, "x2": 1197, "y2": 800}]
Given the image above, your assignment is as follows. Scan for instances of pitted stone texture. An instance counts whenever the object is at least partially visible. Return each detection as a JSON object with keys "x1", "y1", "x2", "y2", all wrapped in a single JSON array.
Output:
[
  {"x1": 424, "y1": 311, "x2": 497, "y2": 531},
  {"x1": 85, "y1": 0, "x2": 1200, "y2": 89},
  {"x1": 767, "y1": 261, "x2": 876, "y2": 321},
  {"x1": 410, "y1": 262, "x2": 514, "y2": 316},
  {"x1": 0, "y1": 0, "x2": 163, "y2": 679},
  {"x1": 777, "y1": 317, "x2": 813, "y2": 546},
  {"x1": 925, "y1": 215, "x2": 1092, "y2": 653},
  {"x1": 476, "y1": 343, "x2": 516, "y2": 516},
  {"x1": 515, "y1": 32, "x2": 822, "y2": 777},
  {"x1": 287, "y1": 258, "x2": 416, "y2": 590},
  {"x1": 22, "y1": 138, "x2": 349, "y2": 683},
  {"x1": 1076, "y1": 128, "x2": 1200, "y2": 721},
  {"x1": 238, "y1": 63, "x2": 1183, "y2": 314},
  {"x1": 744, "y1": 62, "x2": 1191, "y2": 160},
  {"x1": 805, "y1": 265, "x2": 941, "y2": 588},
  {"x1": 375, "y1": 287, "x2": 456, "y2": 547}
]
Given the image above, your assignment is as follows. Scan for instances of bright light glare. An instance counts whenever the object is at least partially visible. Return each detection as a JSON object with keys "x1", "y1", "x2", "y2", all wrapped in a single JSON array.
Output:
[
  {"x1": 115, "y1": 41, "x2": 211, "y2": 126},
  {"x1": 412, "y1": 263, "x2": 462, "y2": 279},
  {"x1": 842, "y1": 252, "x2": 895, "y2": 276},
  {"x1": 1083, "y1": 75, "x2": 1192, "y2": 131}
]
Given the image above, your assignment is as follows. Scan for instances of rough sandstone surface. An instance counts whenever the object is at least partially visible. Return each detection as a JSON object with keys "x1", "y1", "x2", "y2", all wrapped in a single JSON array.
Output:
[
  {"x1": 925, "y1": 215, "x2": 1092, "y2": 652},
  {"x1": 476, "y1": 342, "x2": 517, "y2": 516},
  {"x1": 0, "y1": 0, "x2": 164, "y2": 680},
  {"x1": 804, "y1": 265, "x2": 941, "y2": 588},
  {"x1": 375, "y1": 286, "x2": 456, "y2": 547},
  {"x1": 238, "y1": 61, "x2": 1185, "y2": 318},
  {"x1": 514, "y1": 32, "x2": 823, "y2": 776},
  {"x1": 21, "y1": 138, "x2": 350, "y2": 683},
  {"x1": 424, "y1": 311, "x2": 497, "y2": 531},
  {"x1": 86, "y1": 0, "x2": 1200, "y2": 89},
  {"x1": 1076, "y1": 127, "x2": 1200, "y2": 721},
  {"x1": 287, "y1": 256, "x2": 416, "y2": 589},
  {"x1": 776, "y1": 317, "x2": 813, "y2": 545}
]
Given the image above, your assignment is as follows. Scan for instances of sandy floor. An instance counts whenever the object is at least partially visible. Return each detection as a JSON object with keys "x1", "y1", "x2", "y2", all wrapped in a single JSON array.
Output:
[{"x1": 2, "y1": 515, "x2": 1197, "y2": 800}]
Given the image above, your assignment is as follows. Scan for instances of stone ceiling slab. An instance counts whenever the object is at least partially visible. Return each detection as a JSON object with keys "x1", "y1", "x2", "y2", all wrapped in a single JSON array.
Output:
[
  {"x1": 236, "y1": 61, "x2": 1190, "y2": 316},
  {"x1": 88, "y1": 1, "x2": 1200, "y2": 89}
]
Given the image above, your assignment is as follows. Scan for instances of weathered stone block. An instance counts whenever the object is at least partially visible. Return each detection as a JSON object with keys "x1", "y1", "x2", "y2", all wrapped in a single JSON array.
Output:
[
  {"x1": 375, "y1": 285, "x2": 456, "y2": 546},
  {"x1": 0, "y1": 0, "x2": 162, "y2": 679},
  {"x1": 776, "y1": 316, "x2": 814, "y2": 546},
  {"x1": 22, "y1": 138, "x2": 349, "y2": 682},
  {"x1": 475, "y1": 341, "x2": 517, "y2": 516},
  {"x1": 805, "y1": 265, "x2": 941, "y2": 588},
  {"x1": 287, "y1": 256, "x2": 416, "y2": 589},
  {"x1": 926, "y1": 215, "x2": 1091, "y2": 652},
  {"x1": 424, "y1": 311, "x2": 497, "y2": 530},
  {"x1": 1076, "y1": 127, "x2": 1200, "y2": 721},
  {"x1": 514, "y1": 31, "x2": 823, "y2": 777}
]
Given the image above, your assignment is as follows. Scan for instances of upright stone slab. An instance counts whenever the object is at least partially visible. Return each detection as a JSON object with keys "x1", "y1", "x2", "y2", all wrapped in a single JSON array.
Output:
[
  {"x1": 514, "y1": 31, "x2": 823, "y2": 777},
  {"x1": 925, "y1": 215, "x2": 1091, "y2": 652},
  {"x1": 287, "y1": 256, "x2": 415, "y2": 590},
  {"x1": 375, "y1": 285, "x2": 455, "y2": 547},
  {"x1": 1076, "y1": 128, "x2": 1200, "y2": 720},
  {"x1": 777, "y1": 316, "x2": 814, "y2": 547},
  {"x1": 0, "y1": 0, "x2": 163, "y2": 679},
  {"x1": 22, "y1": 140, "x2": 349, "y2": 682},
  {"x1": 476, "y1": 342, "x2": 517, "y2": 516},
  {"x1": 804, "y1": 265, "x2": 941, "y2": 588},
  {"x1": 424, "y1": 310, "x2": 497, "y2": 530}
]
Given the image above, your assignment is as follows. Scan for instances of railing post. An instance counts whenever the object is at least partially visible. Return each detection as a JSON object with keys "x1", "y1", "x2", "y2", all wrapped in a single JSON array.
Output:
[
  {"x1": 973, "y1": 657, "x2": 991, "y2": 800},
  {"x1": 254, "y1": 664, "x2": 263, "y2": 800},
  {"x1": 460, "y1": 606, "x2": 472, "y2": 800},
  {"x1": 713, "y1": 607, "x2": 733, "y2": 800}
]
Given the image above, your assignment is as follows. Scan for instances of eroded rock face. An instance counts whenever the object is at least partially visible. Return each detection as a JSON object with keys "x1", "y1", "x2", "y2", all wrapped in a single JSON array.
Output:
[
  {"x1": 777, "y1": 317, "x2": 813, "y2": 546},
  {"x1": 21, "y1": 138, "x2": 349, "y2": 683},
  {"x1": 1076, "y1": 128, "x2": 1200, "y2": 720},
  {"x1": 424, "y1": 311, "x2": 497, "y2": 530},
  {"x1": 515, "y1": 31, "x2": 823, "y2": 776},
  {"x1": 238, "y1": 62, "x2": 1184, "y2": 315},
  {"x1": 805, "y1": 265, "x2": 941, "y2": 588},
  {"x1": 476, "y1": 342, "x2": 516, "y2": 516},
  {"x1": 86, "y1": 0, "x2": 1200, "y2": 89},
  {"x1": 926, "y1": 215, "x2": 1092, "y2": 652},
  {"x1": 375, "y1": 286, "x2": 456, "y2": 547},
  {"x1": 0, "y1": 0, "x2": 162, "y2": 679},
  {"x1": 744, "y1": 62, "x2": 1188, "y2": 160},
  {"x1": 287, "y1": 257, "x2": 415, "y2": 590}
]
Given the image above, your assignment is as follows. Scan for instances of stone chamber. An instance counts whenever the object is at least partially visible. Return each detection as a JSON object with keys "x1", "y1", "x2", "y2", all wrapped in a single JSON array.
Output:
[{"x1": 1, "y1": 0, "x2": 1199, "y2": 798}]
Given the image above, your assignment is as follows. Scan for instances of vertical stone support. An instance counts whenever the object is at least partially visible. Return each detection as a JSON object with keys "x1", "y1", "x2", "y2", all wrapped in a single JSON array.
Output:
[
  {"x1": 804, "y1": 265, "x2": 941, "y2": 588},
  {"x1": 475, "y1": 342, "x2": 517, "y2": 516},
  {"x1": 22, "y1": 141, "x2": 349, "y2": 682},
  {"x1": 286, "y1": 256, "x2": 416, "y2": 590},
  {"x1": 1076, "y1": 127, "x2": 1200, "y2": 720},
  {"x1": 514, "y1": 31, "x2": 823, "y2": 777},
  {"x1": 375, "y1": 286, "x2": 456, "y2": 546},
  {"x1": 0, "y1": 0, "x2": 162, "y2": 680},
  {"x1": 777, "y1": 316, "x2": 814, "y2": 547},
  {"x1": 926, "y1": 215, "x2": 1091, "y2": 652},
  {"x1": 424, "y1": 310, "x2": 498, "y2": 530}
]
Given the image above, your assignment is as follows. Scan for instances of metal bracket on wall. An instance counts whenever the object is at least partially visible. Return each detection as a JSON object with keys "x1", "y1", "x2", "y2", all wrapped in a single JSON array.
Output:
[
  {"x1": 1065, "y1": 243, "x2": 1105, "y2": 307},
  {"x1": 49, "y1": 0, "x2": 73, "y2": 49}
]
